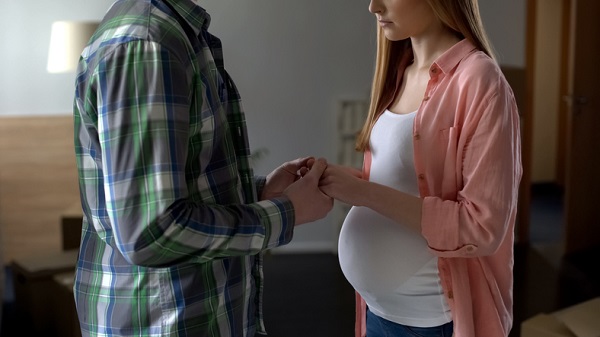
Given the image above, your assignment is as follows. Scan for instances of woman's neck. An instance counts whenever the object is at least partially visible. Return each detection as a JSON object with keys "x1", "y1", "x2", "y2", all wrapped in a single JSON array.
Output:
[{"x1": 409, "y1": 27, "x2": 461, "y2": 71}]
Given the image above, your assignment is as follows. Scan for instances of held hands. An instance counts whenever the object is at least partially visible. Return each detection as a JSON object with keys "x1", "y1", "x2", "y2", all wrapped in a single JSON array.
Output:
[
  {"x1": 262, "y1": 157, "x2": 313, "y2": 200},
  {"x1": 263, "y1": 157, "x2": 364, "y2": 226},
  {"x1": 318, "y1": 164, "x2": 364, "y2": 206},
  {"x1": 276, "y1": 157, "x2": 333, "y2": 226}
]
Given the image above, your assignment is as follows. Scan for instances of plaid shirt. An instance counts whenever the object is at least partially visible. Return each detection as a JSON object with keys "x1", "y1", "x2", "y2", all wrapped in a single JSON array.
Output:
[{"x1": 73, "y1": 1, "x2": 294, "y2": 336}]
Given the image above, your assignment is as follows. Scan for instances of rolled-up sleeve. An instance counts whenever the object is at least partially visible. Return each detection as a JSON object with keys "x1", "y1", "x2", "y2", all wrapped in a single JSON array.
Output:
[{"x1": 420, "y1": 75, "x2": 522, "y2": 258}]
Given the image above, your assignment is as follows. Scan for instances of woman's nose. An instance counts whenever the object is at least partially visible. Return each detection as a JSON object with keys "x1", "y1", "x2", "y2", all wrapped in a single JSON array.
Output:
[{"x1": 368, "y1": 0, "x2": 382, "y2": 14}]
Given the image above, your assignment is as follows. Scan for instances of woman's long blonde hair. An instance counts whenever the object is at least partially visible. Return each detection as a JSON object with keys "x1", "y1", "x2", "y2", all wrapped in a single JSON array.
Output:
[{"x1": 355, "y1": 0, "x2": 496, "y2": 152}]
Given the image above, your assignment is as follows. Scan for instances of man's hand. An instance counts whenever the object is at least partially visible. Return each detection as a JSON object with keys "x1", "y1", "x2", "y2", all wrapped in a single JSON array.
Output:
[
  {"x1": 283, "y1": 158, "x2": 333, "y2": 225},
  {"x1": 262, "y1": 157, "x2": 314, "y2": 200}
]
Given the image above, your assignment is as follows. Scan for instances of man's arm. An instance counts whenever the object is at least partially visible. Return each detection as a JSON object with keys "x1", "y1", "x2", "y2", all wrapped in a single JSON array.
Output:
[{"x1": 95, "y1": 40, "x2": 296, "y2": 266}]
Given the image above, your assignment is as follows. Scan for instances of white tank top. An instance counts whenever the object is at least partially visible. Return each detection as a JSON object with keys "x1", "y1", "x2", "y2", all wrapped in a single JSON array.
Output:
[{"x1": 338, "y1": 110, "x2": 451, "y2": 327}]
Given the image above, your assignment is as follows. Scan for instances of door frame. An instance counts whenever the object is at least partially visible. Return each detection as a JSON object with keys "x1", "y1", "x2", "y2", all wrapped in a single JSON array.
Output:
[{"x1": 517, "y1": 0, "x2": 538, "y2": 246}]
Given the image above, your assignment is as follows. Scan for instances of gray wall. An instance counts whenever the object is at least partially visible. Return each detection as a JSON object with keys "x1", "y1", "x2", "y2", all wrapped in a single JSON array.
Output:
[
  {"x1": 0, "y1": 0, "x2": 525, "y2": 253},
  {"x1": 479, "y1": 0, "x2": 526, "y2": 68}
]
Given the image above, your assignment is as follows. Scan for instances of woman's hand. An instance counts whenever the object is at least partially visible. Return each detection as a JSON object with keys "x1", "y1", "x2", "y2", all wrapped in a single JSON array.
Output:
[
  {"x1": 322, "y1": 163, "x2": 423, "y2": 232},
  {"x1": 319, "y1": 164, "x2": 365, "y2": 206}
]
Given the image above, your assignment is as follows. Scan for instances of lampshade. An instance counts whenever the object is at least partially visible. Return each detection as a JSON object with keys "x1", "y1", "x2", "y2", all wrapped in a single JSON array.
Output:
[{"x1": 47, "y1": 21, "x2": 99, "y2": 74}]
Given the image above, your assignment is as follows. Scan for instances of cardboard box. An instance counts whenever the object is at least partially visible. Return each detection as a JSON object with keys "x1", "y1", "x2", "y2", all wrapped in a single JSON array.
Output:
[
  {"x1": 521, "y1": 297, "x2": 600, "y2": 337},
  {"x1": 52, "y1": 271, "x2": 81, "y2": 337},
  {"x1": 11, "y1": 249, "x2": 78, "y2": 333}
]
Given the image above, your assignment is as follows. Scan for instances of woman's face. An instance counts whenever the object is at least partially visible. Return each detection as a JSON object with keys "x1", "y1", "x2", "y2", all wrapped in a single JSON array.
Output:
[{"x1": 368, "y1": 0, "x2": 438, "y2": 41}]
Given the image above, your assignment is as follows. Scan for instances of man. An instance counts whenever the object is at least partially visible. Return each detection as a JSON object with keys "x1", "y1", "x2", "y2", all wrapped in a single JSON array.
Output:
[{"x1": 72, "y1": 0, "x2": 333, "y2": 336}]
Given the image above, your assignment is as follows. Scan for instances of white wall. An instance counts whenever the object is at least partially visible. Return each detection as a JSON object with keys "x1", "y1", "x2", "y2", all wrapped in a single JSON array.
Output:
[
  {"x1": 0, "y1": 0, "x2": 525, "y2": 253},
  {"x1": 202, "y1": 1, "x2": 376, "y2": 252},
  {"x1": 0, "y1": 0, "x2": 116, "y2": 115}
]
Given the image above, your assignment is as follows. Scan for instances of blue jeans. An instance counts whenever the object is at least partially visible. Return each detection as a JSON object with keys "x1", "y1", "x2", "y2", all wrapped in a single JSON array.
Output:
[{"x1": 366, "y1": 309, "x2": 453, "y2": 337}]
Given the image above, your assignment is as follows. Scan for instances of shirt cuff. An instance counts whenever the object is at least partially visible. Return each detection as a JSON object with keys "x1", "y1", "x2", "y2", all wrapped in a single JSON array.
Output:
[{"x1": 252, "y1": 196, "x2": 295, "y2": 249}]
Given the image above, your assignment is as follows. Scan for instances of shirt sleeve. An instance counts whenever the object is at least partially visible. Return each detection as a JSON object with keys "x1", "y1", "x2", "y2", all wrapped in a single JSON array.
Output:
[
  {"x1": 95, "y1": 40, "x2": 294, "y2": 267},
  {"x1": 421, "y1": 78, "x2": 522, "y2": 258}
]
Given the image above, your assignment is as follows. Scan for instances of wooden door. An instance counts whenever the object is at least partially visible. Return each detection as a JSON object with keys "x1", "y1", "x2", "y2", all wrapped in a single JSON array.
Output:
[{"x1": 562, "y1": 0, "x2": 600, "y2": 255}]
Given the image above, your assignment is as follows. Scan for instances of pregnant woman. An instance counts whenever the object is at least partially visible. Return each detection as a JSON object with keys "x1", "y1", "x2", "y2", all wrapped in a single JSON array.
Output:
[{"x1": 319, "y1": 0, "x2": 522, "y2": 336}]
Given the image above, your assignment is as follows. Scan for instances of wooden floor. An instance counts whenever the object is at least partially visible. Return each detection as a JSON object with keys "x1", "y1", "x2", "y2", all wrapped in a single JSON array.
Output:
[{"x1": 262, "y1": 253, "x2": 355, "y2": 337}]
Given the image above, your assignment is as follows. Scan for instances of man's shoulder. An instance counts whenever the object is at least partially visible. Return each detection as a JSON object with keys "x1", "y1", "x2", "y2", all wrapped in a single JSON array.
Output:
[
  {"x1": 88, "y1": 0, "x2": 193, "y2": 68},
  {"x1": 91, "y1": 0, "x2": 193, "y2": 59}
]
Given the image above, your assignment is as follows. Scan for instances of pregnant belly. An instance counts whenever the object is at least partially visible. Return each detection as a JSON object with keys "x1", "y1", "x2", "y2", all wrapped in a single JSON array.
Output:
[{"x1": 338, "y1": 206, "x2": 435, "y2": 296}]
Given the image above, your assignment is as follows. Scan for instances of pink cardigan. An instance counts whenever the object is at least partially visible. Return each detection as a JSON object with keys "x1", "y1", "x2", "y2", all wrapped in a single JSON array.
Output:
[{"x1": 354, "y1": 39, "x2": 522, "y2": 337}]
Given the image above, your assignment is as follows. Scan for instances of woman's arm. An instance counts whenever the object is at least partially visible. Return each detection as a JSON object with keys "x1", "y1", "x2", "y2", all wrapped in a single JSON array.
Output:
[{"x1": 320, "y1": 164, "x2": 423, "y2": 232}]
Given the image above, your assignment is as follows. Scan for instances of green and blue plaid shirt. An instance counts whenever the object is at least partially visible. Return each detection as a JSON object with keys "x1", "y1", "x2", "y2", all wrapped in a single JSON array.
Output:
[{"x1": 73, "y1": 1, "x2": 294, "y2": 336}]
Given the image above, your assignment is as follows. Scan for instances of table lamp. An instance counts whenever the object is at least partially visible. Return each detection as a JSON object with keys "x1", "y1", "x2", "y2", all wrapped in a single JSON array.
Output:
[{"x1": 47, "y1": 21, "x2": 99, "y2": 74}]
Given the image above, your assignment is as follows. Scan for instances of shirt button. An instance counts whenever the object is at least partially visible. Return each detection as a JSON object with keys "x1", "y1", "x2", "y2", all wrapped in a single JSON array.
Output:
[
  {"x1": 448, "y1": 290, "x2": 454, "y2": 299},
  {"x1": 414, "y1": 134, "x2": 420, "y2": 140},
  {"x1": 431, "y1": 68, "x2": 438, "y2": 74},
  {"x1": 418, "y1": 174, "x2": 425, "y2": 180},
  {"x1": 467, "y1": 246, "x2": 475, "y2": 252},
  {"x1": 423, "y1": 96, "x2": 430, "y2": 101}
]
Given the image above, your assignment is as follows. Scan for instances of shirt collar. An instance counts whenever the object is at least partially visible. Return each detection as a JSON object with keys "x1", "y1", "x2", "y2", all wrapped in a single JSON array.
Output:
[
  {"x1": 432, "y1": 39, "x2": 478, "y2": 75},
  {"x1": 165, "y1": 0, "x2": 211, "y2": 35}
]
